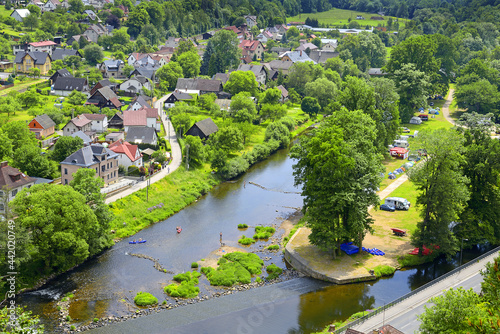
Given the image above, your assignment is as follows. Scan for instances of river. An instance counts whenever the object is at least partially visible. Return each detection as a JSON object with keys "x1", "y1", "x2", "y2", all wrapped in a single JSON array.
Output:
[{"x1": 17, "y1": 146, "x2": 492, "y2": 333}]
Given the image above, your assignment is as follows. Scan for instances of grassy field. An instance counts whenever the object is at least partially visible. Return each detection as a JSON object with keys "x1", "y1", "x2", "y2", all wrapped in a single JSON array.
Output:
[
  {"x1": 403, "y1": 98, "x2": 455, "y2": 134},
  {"x1": 287, "y1": 8, "x2": 409, "y2": 30},
  {"x1": 379, "y1": 157, "x2": 408, "y2": 191}
]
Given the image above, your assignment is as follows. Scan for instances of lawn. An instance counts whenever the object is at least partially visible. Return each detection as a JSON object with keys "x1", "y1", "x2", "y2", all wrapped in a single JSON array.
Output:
[
  {"x1": 379, "y1": 156, "x2": 408, "y2": 191},
  {"x1": 287, "y1": 8, "x2": 409, "y2": 30},
  {"x1": 403, "y1": 102, "x2": 455, "y2": 134},
  {"x1": 1, "y1": 78, "x2": 46, "y2": 96}
]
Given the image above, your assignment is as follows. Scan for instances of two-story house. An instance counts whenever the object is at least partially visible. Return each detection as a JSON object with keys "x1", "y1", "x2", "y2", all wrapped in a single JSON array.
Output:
[
  {"x1": 62, "y1": 115, "x2": 93, "y2": 136},
  {"x1": 119, "y1": 75, "x2": 151, "y2": 94},
  {"x1": 236, "y1": 64, "x2": 267, "y2": 86},
  {"x1": 14, "y1": 51, "x2": 51, "y2": 75},
  {"x1": 53, "y1": 77, "x2": 89, "y2": 97},
  {"x1": 83, "y1": 24, "x2": 108, "y2": 43},
  {"x1": 108, "y1": 140, "x2": 143, "y2": 168},
  {"x1": 0, "y1": 161, "x2": 35, "y2": 214},
  {"x1": 61, "y1": 144, "x2": 119, "y2": 185},
  {"x1": 99, "y1": 59, "x2": 125, "y2": 78},
  {"x1": 86, "y1": 86, "x2": 122, "y2": 110},
  {"x1": 81, "y1": 114, "x2": 108, "y2": 133},
  {"x1": 28, "y1": 114, "x2": 56, "y2": 139},
  {"x1": 238, "y1": 40, "x2": 264, "y2": 60},
  {"x1": 43, "y1": 0, "x2": 60, "y2": 12}
]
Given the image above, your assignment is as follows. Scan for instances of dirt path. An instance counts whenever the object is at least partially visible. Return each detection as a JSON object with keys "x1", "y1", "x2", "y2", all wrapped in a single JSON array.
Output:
[{"x1": 441, "y1": 88, "x2": 459, "y2": 126}]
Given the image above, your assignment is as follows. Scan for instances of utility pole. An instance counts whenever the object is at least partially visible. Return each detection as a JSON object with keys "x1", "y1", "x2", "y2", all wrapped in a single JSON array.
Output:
[{"x1": 186, "y1": 144, "x2": 190, "y2": 171}]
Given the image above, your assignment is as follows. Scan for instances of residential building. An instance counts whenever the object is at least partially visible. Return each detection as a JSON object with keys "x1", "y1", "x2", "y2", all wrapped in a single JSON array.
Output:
[
  {"x1": 105, "y1": 132, "x2": 124, "y2": 142},
  {"x1": 43, "y1": 0, "x2": 60, "y2": 11},
  {"x1": 108, "y1": 112, "x2": 123, "y2": 129},
  {"x1": 28, "y1": 114, "x2": 56, "y2": 139},
  {"x1": 86, "y1": 86, "x2": 122, "y2": 109},
  {"x1": 244, "y1": 15, "x2": 257, "y2": 28},
  {"x1": 29, "y1": 0, "x2": 44, "y2": 10},
  {"x1": 83, "y1": 24, "x2": 108, "y2": 43},
  {"x1": 10, "y1": 9, "x2": 30, "y2": 22},
  {"x1": 109, "y1": 140, "x2": 143, "y2": 168},
  {"x1": 66, "y1": 35, "x2": 90, "y2": 46},
  {"x1": 13, "y1": 41, "x2": 57, "y2": 56},
  {"x1": 279, "y1": 51, "x2": 316, "y2": 64},
  {"x1": 267, "y1": 60, "x2": 294, "y2": 75},
  {"x1": 71, "y1": 130, "x2": 94, "y2": 146},
  {"x1": 62, "y1": 115, "x2": 93, "y2": 136},
  {"x1": 236, "y1": 64, "x2": 267, "y2": 86},
  {"x1": 175, "y1": 78, "x2": 223, "y2": 96},
  {"x1": 14, "y1": 51, "x2": 51, "y2": 75},
  {"x1": 53, "y1": 77, "x2": 88, "y2": 96},
  {"x1": 89, "y1": 79, "x2": 117, "y2": 95},
  {"x1": 212, "y1": 73, "x2": 230, "y2": 85},
  {"x1": 320, "y1": 39, "x2": 338, "y2": 51},
  {"x1": 49, "y1": 68, "x2": 72, "y2": 84},
  {"x1": 185, "y1": 118, "x2": 218, "y2": 141},
  {"x1": 99, "y1": 59, "x2": 125, "y2": 78},
  {"x1": 276, "y1": 85, "x2": 289, "y2": 103},
  {"x1": 81, "y1": 114, "x2": 108, "y2": 133},
  {"x1": 125, "y1": 127, "x2": 158, "y2": 145},
  {"x1": 296, "y1": 42, "x2": 318, "y2": 52},
  {"x1": 164, "y1": 91, "x2": 193, "y2": 109},
  {"x1": 119, "y1": 75, "x2": 151, "y2": 94},
  {"x1": 51, "y1": 48, "x2": 82, "y2": 61},
  {"x1": 129, "y1": 95, "x2": 153, "y2": 110},
  {"x1": 270, "y1": 47, "x2": 291, "y2": 55},
  {"x1": 368, "y1": 68, "x2": 388, "y2": 76},
  {"x1": 128, "y1": 66, "x2": 158, "y2": 81},
  {"x1": 60, "y1": 144, "x2": 119, "y2": 185},
  {"x1": 308, "y1": 50, "x2": 339, "y2": 64},
  {"x1": 122, "y1": 107, "x2": 159, "y2": 132},
  {"x1": 83, "y1": 9, "x2": 100, "y2": 22},
  {"x1": 127, "y1": 52, "x2": 155, "y2": 67},
  {"x1": 0, "y1": 161, "x2": 35, "y2": 213},
  {"x1": 239, "y1": 40, "x2": 264, "y2": 60}
]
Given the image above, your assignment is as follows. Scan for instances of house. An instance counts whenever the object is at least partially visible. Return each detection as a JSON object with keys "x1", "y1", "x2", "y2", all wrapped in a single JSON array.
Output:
[
  {"x1": 71, "y1": 130, "x2": 94, "y2": 146},
  {"x1": 296, "y1": 43, "x2": 318, "y2": 52},
  {"x1": 214, "y1": 99, "x2": 231, "y2": 111},
  {"x1": 13, "y1": 41, "x2": 57, "y2": 56},
  {"x1": 276, "y1": 85, "x2": 288, "y2": 103},
  {"x1": 164, "y1": 91, "x2": 193, "y2": 109},
  {"x1": 105, "y1": 132, "x2": 124, "y2": 142},
  {"x1": 256, "y1": 32, "x2": 270, "y2": 43},
  {"x1": 53, "y1": 77, "x2": 88, "y2": 97},
  {"x1": 344, "y1": 329, "x2": 364, "y2": 334},
  {"x1": 43, "y1": 0, "x2": 60, "y2": 11},
  {"x1": 83, "y1": 9, "x2": 101, "y2": 22},
  {"x1": 128, "y1": 66, "x2": 158, "y2": 81},
  {"x1": 126, "y1": 127, "x2": 158, "y2": 146},
  {"x1": 129, "y1": 95, "x2": 153, "y2": 110},
  {"x1": 185, "y1": 118, "x2": 218, "y2": 141},
  {"x1": 368, "y1": 68, "x2": 387, "y2": 76},
  {"x1": 0, "y1": 61, "x2": 13, "y2": 71},
  {"x1": 279, "y1": 51, "x2": 316, "y2": 64},
  {"x1": 239, "y1": 40, "x2": 264, "y2": 60},
  {"x1": 109, "y1": 140, "x2": 143, "y2": 168},
  {"x1": 119, "y1": 75, "x2": 151, "y2": 94},
  {"x1": 60, "y1": 144, "x2": 119, "y2": 185},
  {"x1": 10, "y1": 9, "x2": 30, "y2": 22},
  {"x1": 62, "y1": 115, "x2": 93, "y2": 136},
  {"x1": 127, "y1": 53, "x2": 155, "y2": 67},
  {"x1": 49, "y1": 68, "x2": 72, "y2": 84},
  {"x1": 376, "y1": 325, "x2": 404, "y2": 334},
  {"x1": 83, "y1": 24, "x2": 109, "y2": 43},
  {"x1": 28, "y1": 114, "x2": 56, "y2": 139},
  {"x1": 356, "y1": 15, "x2": 365, "y2": 20},
  {"x1": 0, "y1": 161, "x2": 35, "y2": 213},
  {"x1": 66, "y1": 35, "x2": 90, "y2": 46},
  {"x1": 202, "y1": 31, "x2": 216, "y2": 40},
  {"x1": 14, "y1": 52, "x2": 51, "y2": 75},
  {"x1": 29, "y1": 0, "x2": 44, "y2": 10},
  {"x1": 51, "y1": 49, "x2": 82, "y2": 61},
  {"x1": 99, "y1": 59, "x2": 125, "y2": 78},
  {"x1": 308, "y1": 50, "x2": 339, "y2": 64},
  {"x1": 236, "y1": 64, "x2": 267, "y2": 86},
  {"x1": 89, "y1": 79, "x2": 117, "y2": 95},
  {"x1": 175, "y1": 78, "x2": 223, "y2": 96},
  {"x1": 267, "y1": 60, "x2": 294, "y2": 75},
  {"x1": 122, "y1": 107, "x2": 159, "y2": 132},
  {"x1": 81, "y1": 114, "x2": 108, "y2": 133},
  {"x1": 108, "y1": 112, "x2": 123, "y2": 129},
  {"x1": 321, "y1": 40, "x2": 338, "y2": 51},
  {"x1": 270, "y1": 47, "x2": 291, "y2": 55},
  {"x1": 244, "y1": 15, "x2": 257, "y2": 28},
  {"x1": 86, "y1": 86, "x2": 122, "y2": 109},
  {"x1": 212, "y1": 73, "x2": 230, "y2": 85}
]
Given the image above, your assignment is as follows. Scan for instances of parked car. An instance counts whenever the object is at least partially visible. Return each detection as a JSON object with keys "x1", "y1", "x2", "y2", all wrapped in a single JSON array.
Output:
[
  {"x1": 380, "y1": 204, "x2": 396, "y2": 212},
  {"x1": 418, "y1": 114, "x2": 429, "y2": 121},
  {"x1": 429, "y1": 101, "x2": 434, "y2": 106},
  {"x1": 408, "y1": 154, "x2": 421, "y2": 162},
  {"x1": 401, "y1": 127, "x2": 410, "y2": 133}
]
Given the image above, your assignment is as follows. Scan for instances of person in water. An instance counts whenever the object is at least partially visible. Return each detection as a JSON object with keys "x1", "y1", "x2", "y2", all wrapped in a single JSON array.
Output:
[
  {"x1": 133, "y1": 240, "x2": 136, "y2": 243},
  {"x1": 138, "y1": 238, "x2": 142, "y2": 242}
]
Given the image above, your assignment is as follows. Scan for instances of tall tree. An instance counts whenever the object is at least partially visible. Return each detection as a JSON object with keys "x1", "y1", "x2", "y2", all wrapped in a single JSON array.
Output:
[
  {"x1": 201, "y1": 30, "x2": 241, "y2": 75},
  {"x1": 156, "y1": 62, "x2": 183, "y2": 91},
  {"x1": 177, "y1": 51, "x2": 201, "y2": 78},
  {"x1": 304, "y1": 77, "x2": 338, "y2": 109},
  {"x1": 51, "y1": 136, "x2": 84, "y2": 163},
  {"x1": 83, "y1": 44, "x2": 104, "y2": 66},
  {"x1": 230, "y1": 92, "x2": 257, "y2": 123},
  {"x1": 13, "y1": 145, "x2": 56, "y2": 179},
  {"x1": 371, "y1": 77, "x2": 400, "y2": 147},
  {"x1": 408, "y1": 129, "x2": 470, "y2": 258},
  {"x1": 393, "y1": 63, "x2": 431, "y2": 123},
  {"x1": 224, "y1": 71, "x2": 259, "y2": 96}
]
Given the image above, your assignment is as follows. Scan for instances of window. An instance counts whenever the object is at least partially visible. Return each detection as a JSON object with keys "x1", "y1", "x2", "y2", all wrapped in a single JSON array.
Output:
[
  {"x1": 107, "y1": 174, "x2": 109, "y2": 179},
  {"x1": 65, "y1": 179, "x2": 68, "y2": 185},
  {"x1": 101, "y1": 166, "x2": 105, "y2": 172},
  {"x1": 0, "y1": 204, "x2": 4, "y2": 211},
  {"x1": 0, "y1": 191, "x2": 3, "y2": 196},
  {"x1": 11, "y1": 189, "x2": 17, "y2": 197},
  {"x1": 107, "y1": 163, "x2": 109, "y2": 169},
  {"x1": 26, "y1": 58, "x2": 31, "y2": 64},
  {"x1": 102, "y1": 156, "x2": 105, "y2": 161},
  {"x1": 18, "y1": 65, "x2": 21, "y2": 70},
  {"x1": 64, "y1": 168, "x2": 68, "y2": 175},
  {"x1": 95, "y1": 168, "x2": 98, "y2": 173}
]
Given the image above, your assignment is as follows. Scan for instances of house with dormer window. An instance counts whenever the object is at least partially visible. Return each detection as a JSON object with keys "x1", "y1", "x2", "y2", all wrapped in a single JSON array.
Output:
[{"x1": 0, "y1": 161, "x2": 35, "y2": 214}]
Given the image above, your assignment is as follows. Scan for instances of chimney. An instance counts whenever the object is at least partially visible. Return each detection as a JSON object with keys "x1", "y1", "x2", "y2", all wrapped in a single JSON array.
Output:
[
  {"x1": 300, "y1": 50, "x2": 302, "y2": 57},
  {"x1": 1, "y1": 161, "x2": 8, "y2": 168}
]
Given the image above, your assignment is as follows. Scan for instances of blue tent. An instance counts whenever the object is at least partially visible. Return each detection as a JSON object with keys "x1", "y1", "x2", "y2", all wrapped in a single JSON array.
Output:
[{"x1": 341, "y1": 242, "x2": 359, "y2": 255}]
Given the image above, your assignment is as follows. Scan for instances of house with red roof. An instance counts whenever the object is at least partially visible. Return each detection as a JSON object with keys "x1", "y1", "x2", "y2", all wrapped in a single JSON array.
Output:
[
  {"x1": 29, "y1": 41, "x2": 57, "y2": 55},
  {"x1": 238, "y1": 40, "x2": 264, "y2": 61},
  {"x1": 122, "y1": 106, "x2": 160, "y2": 132},
  {"x1": 109, "y1": 140, "x2": 143, "y2": 168}
]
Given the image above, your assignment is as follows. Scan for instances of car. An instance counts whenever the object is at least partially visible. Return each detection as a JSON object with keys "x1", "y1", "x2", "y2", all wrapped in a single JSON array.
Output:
[
  {"x1": 408, "y1": 154, "x2": 421, "y2": 162},
  {"x1": 401, "y1": 127, "x2": 410, "y2": 133},
  {"x1": 429, "y1": 102, "x2": 434, "y2": 106},
  {"x1": 380, "y1": 204, "x2": 396, "y2": 212},
  {"x1": 418, "y1": 114, "x2": 429, "y2": 121}
]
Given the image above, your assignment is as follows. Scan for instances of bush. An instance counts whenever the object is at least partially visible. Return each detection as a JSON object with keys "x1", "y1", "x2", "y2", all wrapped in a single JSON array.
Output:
[
  {"x1": 134, "y1": 292, "x2": 158, "y2": 306},
  {"x1": 173, "y1": 271, "x2": 200, "y2": 283},
  {"x1": 372, "y1": 265, "x2": 396, "y2": 278},
  {"x1": 70, "y1": 325, "x2": 76, "y2": 331},
  {"x1": 238, "y1": 235, "x2": 255, "y2": 245},
  {"x1": 253, "y1": 226, "x2": 275, "y2": 239},
  {"x1": 264, "y1": 121, "x2": 290, "y2": 149},
  {"x1": 224, "y1": 252, "x2": 264, "y2": 275},
  {"x1": 164, "y1": 280, "x2": 200, "y2": 298},
  {"x1": 238, "y1": 223, "x2": 248, "y2": 229},
  {"x1": 256, "y1": 277, "x2": 262, "y2": 283},
  {"x1": 66, "y1": 315, "x2": 72, "y2": 321},
  {"x1": 93, "y1": 318, "x2": 99, "y2": 322},
  {"x1": 266, "y1": 264, "x2": 283, "y2": 280},
  {"x1": 219, "y1": 156, "x2": 250, "y2": 180},
  {"x1": 202, "y1": 252, "x2": 264, "y2": 286},
  {"x1": 267, "y1": 245, "x2": 279, "y2": 251},
  {"x1": 191, "y1": 262, "x2": 199, "y2": 268},
  {"x1": 128, "y1": 165, "x2": 140, "y2": 176},
  {"x1": 280, "y1": 116, "x2": 296, "y2": 131},
  {"x1": 398, "y1": 254, "x2": 436, "y2": 267}
]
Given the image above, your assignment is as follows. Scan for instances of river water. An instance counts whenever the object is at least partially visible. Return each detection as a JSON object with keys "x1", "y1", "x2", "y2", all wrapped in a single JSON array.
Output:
[{"x1": 18, "y1": 147, "x2": 492, "y2": 333}]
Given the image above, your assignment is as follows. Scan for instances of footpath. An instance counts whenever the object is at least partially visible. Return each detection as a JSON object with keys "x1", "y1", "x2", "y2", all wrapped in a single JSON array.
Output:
[{"x1": 104, "y1": 93, "x2": 182, "y2": 204}]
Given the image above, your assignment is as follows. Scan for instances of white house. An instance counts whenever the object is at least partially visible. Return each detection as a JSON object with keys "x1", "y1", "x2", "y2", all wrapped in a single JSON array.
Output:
[
  {"x1": 10, "y1": 9, "x2": 30, "y2": 22},
  {"x1": 119, "y1": 76, "x2": 151, "y2": 93},
  {"x1": 81, "y1": 114, "x2": 108, "y2": 133},
  {"x1": 108, "y1": 140, "x2": 143, "y2": 168},
  {"x1": 43, "y1": 0, "x2": 59, "y2": 12}
]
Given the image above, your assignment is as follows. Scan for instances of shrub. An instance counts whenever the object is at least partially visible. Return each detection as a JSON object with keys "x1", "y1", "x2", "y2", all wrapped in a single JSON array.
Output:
[
  {"x1": 201, "y1": 267, "x2": 214, "y2": 276},
  {"x1": 256, "y1": 277, "x2": 262, "y2": 283},
  {"x1": 398, "y1": 254, "x2": 437, "y2": 267},
  {"x1": 191, "y1": 262, "x2": 199, "y2": 268},
  {"x1": 264, "y1": 121, "x2": 290, "y2": 148},
  {"x1": 238, "y1": 235, "x2": 255, "y2": 245},
  {"x1": 224, "y1": 252, "x2": 264, "y2": 275},
  {"x1": 164, "y1": 280, "x2": 200, "y2": 298},
  {"x1": 93, "y1": 318, "x2": 99, "y2": 322},
  {"x1": 202, "y1": 252, "x2": 264, "y2": 286},
  {"x1": 372, "y1": 265, "x2": 396, "y2": 278},
  {"x1": 238, "y1": 223, "x2": 248, "y2": 229},
  {"x1": 173, "y1": 271, "x2": 200, "y2": 283},
  {"x1": 66, "y1": 315, "x2": 72, "y2": 321},
  {"x1": 266, "y1": 264, "x2": 283, "y2": 280},
  {"x1": 267, "y1": 245, "x2": 279, "y2": 251},
  {"x1": 70, "y1": 325, "x2": 76, "y2": 331},
  {"x1": 134, "y1": 292, "x2": 158, "y2": 306},
  {"x1": 219, "y1": 156, "x2": 250, "y2": 180},
  {"x1": 253, "y1": 226, "x2": 275, "y2": 239},
  {"x1": 280, "y1": 116, "x2": 296, "y2": 131}
]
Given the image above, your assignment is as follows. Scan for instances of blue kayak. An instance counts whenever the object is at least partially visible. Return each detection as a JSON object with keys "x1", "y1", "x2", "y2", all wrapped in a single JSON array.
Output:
[{"x1": 129, "y1": 240, "x2": 147, "y2": 244}]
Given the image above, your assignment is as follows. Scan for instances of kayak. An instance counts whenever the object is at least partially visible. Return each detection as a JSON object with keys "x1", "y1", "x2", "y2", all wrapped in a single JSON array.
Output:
[
  {"x1": 176, "y1": 228, "x2": 182, "y2": 234},
  {"x1": 129, "y1": 240, "x2": 147, "y2": 244}
]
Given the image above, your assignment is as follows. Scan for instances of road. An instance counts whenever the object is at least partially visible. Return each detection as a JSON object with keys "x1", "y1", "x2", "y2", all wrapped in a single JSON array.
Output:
[
  {"x1": 347, "y1": 248, "x2": 500, "y2": 334},
  {"x1": 104, "y1": 93, "x2": 182, "y2": 204}
]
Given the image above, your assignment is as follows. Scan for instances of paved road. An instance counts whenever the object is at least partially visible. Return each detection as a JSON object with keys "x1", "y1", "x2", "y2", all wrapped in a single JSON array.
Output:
[
  {"x1": 104, "y1": 93, "x2": 182, "y2": 204},
  {"x1": 347, "y1": 249, "x2": 500, "y2": 334}
]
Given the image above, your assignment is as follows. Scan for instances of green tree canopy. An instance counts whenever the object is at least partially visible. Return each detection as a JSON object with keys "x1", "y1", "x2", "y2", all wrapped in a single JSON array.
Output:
[
  {"x1": 301, "y1": 96, "x2": 321, "y2": 118},
  {"x1": 209, "y1": 125, "x2": 243, "y2": 153},
  {"x1": 184, "y1": 135, "x2": 206, "y2": 166},
  {"x1": 83, "y1": 44, "x2": 104, "y2": 65},
  {"x1": 305, "y1": 77, "x2": 337, "y2": 109},
  {"x1": 177, "y1": 50, "x2": 201, "y2": 78},
  {"x1": 224, "y1": 71, "x2": 259, "y2": 97},
  {"x1": 51, "y1": 136, "x2": 84, "y2": 163},
  {"x1": 229, "y1": 92, "x2": 257, "y2": 123},
  {"x1": 157, "y1": 62, "x2": 183, "y2": 91},
  {"x1": 393, "y1": 63, "x2": 431, "y2": 123},
  {"x1": 200, "y1": 30, "x2": 241, "y2": 76}
]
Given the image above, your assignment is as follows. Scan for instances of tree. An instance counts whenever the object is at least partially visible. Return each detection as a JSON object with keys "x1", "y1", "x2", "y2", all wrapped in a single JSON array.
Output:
[
  {"x1": 0, "y1": 96, "x2": 21, "y2": 117},
  {"x1": 454, "y1": 78, "x2": 500, "y2": 116},
  {"x1": 301, "y1": 96, "x2": 320, "y2": 118},
  {"x1": 44, "y1": 107, "x2": 65, "y2": 126},
  {"x1": 27, "y1": 4, "x2": 41, "y2": 17},
  {"x1": 156, "y1": 62, "x2": 183, "y2": 91},
  {"x1": 17, "y1": 90, "x2": 41, "y2": 108},
  {"x1": 285, "y1": 62, "x2": 323, "y2": 96},
  {"x1": 209, "y1": 126, "x2": 243, "y2": 153},
  {"x1": 0, "y1": 306, "x2": 44, "y2": 333},
  {"x1": 51, "y1": 136, "x2": 84, "y2": 162},
  {"x1": 260, "y1": 104, "x2": 287, "y2": 122},
  {"x1": 171, "y1": 112, "x2": 191, "y2": 137},
  {"x1": 264, "y1": 120, "x2": 290, "y2": 148},
  {"x1": 305, "y1": 78, "x2": 338, "y2": 109},
  {"x1": 0, "y1": 129, "x2": 13, "y2": 160},
  {"x1": 69, "y1": 0, "x2": 84, "y2": 13},
  {"x1": 291, "y1": 108, "x2": 383, "y2": 258},
  {"x1": 371, "y1": 77, "x2": 400, "y2": 147},
  {"x1": 224, "y1": 71, "x2": 259, "y2": 96},
  {"x1": 408, "y1": 129, "x2": 470, "y2": 258},
  {"x1": 87, "y1": 68, "x2": 103, "y2": 86},
  {"x1": 335, "y1": 32, "x2": 386, "y2": 71},
  {"x1": 83, "y1": 44, "x2": 104, "y2": 65},
  {"x1": 230, "y1": 92, "x2": 257, "y2": 123},
  {"x1": 184, "y1": 135, "x2": 206, "y2": 166},
  {"x1": 481, "y1": 253, "x2": 500, "y2": 309},
  {"x1": 106, "y1": 14, "x2": 120, "y2": 29},
  {"x1": 200, "y1": 30, "x2": 241, "y2": 75},
  {"x1": 66, "y1": 90, "x2": 87, "y2": 105},
  {"x1": 1, "y1": 121, "x2": 37, "y2": 151},
  {"x1": 177, "y1": 51, "x2": 201, "y2": 78},
  {"x1": 11, "y1": 184, "x2": 109, "y2": 272},
  {"x1": 13, "y1": 145, "x2": 56, "y2": 179},
  {"x1": 260, "y1": 87, "x2": 281, "y2": 105},
  {"x1": 23, "y1": 13, "x2": 39, "y2": 31},
  {"x1": 125, "y1": 8, "x2": 149, "y2": 38},
  {"x1": 393, "y1": 63, "x2": 431, "y2": 123},
  {"x1": 140, "y1": 24, "x2": 160, "y2": 45}
]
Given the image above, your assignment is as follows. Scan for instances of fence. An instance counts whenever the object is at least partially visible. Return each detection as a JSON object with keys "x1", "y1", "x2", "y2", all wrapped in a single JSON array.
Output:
[{"x1": 334, "y1": 245, "x2": 500, "y2": 334}]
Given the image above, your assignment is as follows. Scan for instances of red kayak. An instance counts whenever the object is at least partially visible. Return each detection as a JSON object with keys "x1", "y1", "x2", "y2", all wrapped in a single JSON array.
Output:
[{"x1": 176, "y1": 228, "x2": 182, "y2": 234}]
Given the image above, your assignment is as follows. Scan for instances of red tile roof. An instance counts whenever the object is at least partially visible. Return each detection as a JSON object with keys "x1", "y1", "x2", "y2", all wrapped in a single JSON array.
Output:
[
  {"x1": 136, "y1": 106, "x2": 158, "y2": 119},
  {"x1": 123, "y1": 109, "x2": 147, "y2": 126},
  {"x1": 239, "y1": 40, "x2": 261, "y2": 51},
  {"x1": 30, "y1": 41, "x2": 57, "y2": 47},
  {"x1": 82, "y1": 113, "x2": 106, "y2": 121},
  {"x1": 109, "y1": 140, "x2": 142, "y2": 162},
  {"x1": 71, "y1": 115, "x2": 92, "y2": 127}
]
